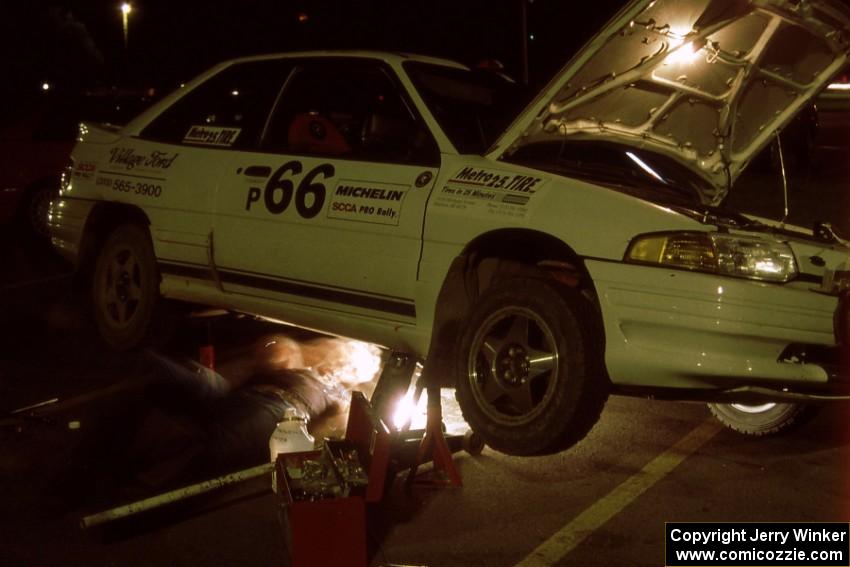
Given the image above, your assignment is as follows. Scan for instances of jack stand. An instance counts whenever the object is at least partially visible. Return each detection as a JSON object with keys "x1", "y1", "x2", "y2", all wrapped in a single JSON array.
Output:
[
  {"x1": 190, "y1": 313, "x2": 218, "y2": 370},
  {"x1": 407, "y1": 387, "x2": 462, "y2": 487}
]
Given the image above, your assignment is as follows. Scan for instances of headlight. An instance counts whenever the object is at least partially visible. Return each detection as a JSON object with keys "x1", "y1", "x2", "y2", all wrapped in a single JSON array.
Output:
[{"x1": 625, "y1": 232, "x2": 798, "y2": 282}]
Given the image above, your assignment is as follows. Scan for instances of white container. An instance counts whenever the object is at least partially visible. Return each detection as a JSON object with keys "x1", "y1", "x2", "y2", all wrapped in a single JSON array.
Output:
[{"x1": 269, "y1": 408, "x2": 315, "y2": 493}]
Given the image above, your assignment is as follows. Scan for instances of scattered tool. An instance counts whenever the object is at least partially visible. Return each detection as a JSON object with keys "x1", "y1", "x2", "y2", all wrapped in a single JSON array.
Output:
[{"x1": 80, "y1": 463, "x2": 273, "y2": 529}]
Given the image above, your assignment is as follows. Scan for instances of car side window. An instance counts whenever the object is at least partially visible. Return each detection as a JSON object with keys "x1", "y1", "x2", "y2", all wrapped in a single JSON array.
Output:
[
  {"x1": 262, "y1": 62, "x2": 439, "y2": 166},
  {"x1": 140, "y1": 60, "x2": 291, "y2": 150}
]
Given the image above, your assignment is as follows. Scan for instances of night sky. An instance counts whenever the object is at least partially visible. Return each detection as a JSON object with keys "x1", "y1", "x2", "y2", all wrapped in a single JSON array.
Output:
[{"x1": 1, "y1": 0, "x2": 626, "y2": 101}]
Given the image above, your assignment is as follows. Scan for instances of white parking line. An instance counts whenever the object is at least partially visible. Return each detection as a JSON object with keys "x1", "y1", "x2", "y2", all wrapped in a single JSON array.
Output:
[{"x1": 514, "y1": 418, "x2": 723, "y2": 567}]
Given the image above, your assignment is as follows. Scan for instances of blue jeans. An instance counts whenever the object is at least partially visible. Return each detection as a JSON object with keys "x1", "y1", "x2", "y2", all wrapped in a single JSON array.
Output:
[{"x1": 139, "y1": 351, "x2": 299, "y2": 479}]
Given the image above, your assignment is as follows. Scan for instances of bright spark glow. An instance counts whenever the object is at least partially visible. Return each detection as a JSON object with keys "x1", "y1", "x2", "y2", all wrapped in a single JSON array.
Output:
[
  {"x1": 231, "y1": 90, "x2": 240, "y2": 96},
  {"x1": 121, "y1": 3, "x2": 132, "y2": 15},
  {"x1": 665, "y1": 25, "x2": 700, "y2": 66},
  {"x1": 665, "y1": 41, "x2": 700, "y2": 65},
  {"x1": 626, "y1": 151, "x2": 666, "y2": 183},
  {"x1": 300, "y1": 338, "x2": 383, "y2": 388},
  {"x1": 41, "y1": 82, "x2": 50, "y2": 91},
  {"x1": 392, "y1": 390, "x2": 426, "y2": 430}
]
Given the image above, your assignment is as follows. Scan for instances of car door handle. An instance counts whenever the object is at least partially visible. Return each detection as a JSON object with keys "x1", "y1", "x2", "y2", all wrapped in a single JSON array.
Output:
[{"x1": 243, "y1": 165, "x2": 272, "y2": 178}]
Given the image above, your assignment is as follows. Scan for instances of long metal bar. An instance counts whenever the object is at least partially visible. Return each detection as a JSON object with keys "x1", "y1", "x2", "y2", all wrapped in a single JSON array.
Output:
[
  {"x1": 80, "y1": 463, "x2": 273, "y2": 529},
  {"x1": 776, "y1": 131, "x2": 790, "y2": 226}
]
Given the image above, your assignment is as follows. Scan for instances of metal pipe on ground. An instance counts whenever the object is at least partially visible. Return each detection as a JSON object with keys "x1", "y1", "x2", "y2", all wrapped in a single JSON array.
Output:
[{"x1": 80, "y1": 462, "x2": 273, "y2": 529}]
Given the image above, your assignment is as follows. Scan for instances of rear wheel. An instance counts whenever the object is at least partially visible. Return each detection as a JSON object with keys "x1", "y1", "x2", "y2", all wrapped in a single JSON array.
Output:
[
  {"x1": 455, "y1": 277, "x2": 608, "y2": 456},
  {"x1": 91, "y1": 224, "x2": 161, "y2": 350},
  {"x1": 707, "y1": 402, "x2": 817, "y2": 436}
]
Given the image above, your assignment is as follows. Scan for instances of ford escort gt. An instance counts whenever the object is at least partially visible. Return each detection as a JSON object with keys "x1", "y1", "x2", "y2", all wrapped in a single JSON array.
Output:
[{"x1": 50, "y1": 0, "x2": 850, "y2": 455}]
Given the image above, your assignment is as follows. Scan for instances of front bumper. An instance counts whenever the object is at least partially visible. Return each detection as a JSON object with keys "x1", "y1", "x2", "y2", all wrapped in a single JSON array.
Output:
[
  {"x1": 48, "y1": 196, "x2": 94, "y2": 265},
  {"x1": 587, "y1": 260, "x2": 848, "y2": 401},
  {"x1": 613, "y1": 344, "x2": 850, "y2": 403}
]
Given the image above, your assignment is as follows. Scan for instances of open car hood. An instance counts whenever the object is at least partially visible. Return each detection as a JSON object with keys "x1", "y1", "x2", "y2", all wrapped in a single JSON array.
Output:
[{"x1": 492, "y1": 0, "x2": 850, "y2": 204}]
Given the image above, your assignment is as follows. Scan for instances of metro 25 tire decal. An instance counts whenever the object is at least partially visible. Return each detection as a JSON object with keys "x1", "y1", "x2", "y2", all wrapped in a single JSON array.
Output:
[{"x1": 244, "y1": 161, "x2": 334, "y2": 219}]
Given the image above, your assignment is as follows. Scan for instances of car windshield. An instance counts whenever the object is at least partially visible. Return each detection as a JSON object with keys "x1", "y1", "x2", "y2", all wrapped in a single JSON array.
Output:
[
  {"x1": 505, "y1": 140, "x2": 712, "y2": 206},
  {"x1": 403, "y1": 61, "x2": 527, "y2": 155}
]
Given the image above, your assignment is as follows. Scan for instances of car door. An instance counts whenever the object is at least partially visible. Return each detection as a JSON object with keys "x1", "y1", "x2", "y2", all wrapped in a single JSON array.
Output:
[
  {"x1": 134, "y1": 58, "x2": 293, "y2": 275},
  {"x1": 213, "y1": 58, "x2": 441, "y2": 324}
]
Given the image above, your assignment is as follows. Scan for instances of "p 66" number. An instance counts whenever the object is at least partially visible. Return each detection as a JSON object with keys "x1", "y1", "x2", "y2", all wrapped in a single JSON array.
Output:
[{"x1": 245, "y1": 161, "x2": 334, "y2": 219}]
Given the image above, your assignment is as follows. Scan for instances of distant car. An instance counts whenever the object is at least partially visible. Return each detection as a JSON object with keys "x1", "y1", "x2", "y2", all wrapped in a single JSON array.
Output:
[
  {"x1": 51, "y1": 0, "x2": 850, "y2": 455},
  {"x1": 0, "y1": 90, "x2": 153, "y2": 239}
]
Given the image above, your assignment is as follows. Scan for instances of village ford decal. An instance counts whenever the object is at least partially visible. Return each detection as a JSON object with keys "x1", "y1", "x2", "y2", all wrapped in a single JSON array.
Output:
[{"x1": 108, "y1": 147, "x2": 179, "y2": 171}]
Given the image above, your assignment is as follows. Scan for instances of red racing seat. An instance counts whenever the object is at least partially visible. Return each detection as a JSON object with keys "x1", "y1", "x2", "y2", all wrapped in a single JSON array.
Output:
[{"x1": 287, "y1": 112, "x2": 351, "y2": 155}]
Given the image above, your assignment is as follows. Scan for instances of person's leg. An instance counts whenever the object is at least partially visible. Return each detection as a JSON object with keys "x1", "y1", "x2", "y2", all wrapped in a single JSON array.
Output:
[{"x1": 143, "y1": 350, "x2": 232, "y2": 406}]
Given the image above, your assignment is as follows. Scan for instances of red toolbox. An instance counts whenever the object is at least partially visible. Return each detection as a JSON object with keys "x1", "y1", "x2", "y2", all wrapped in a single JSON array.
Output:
[{"x1": 275, "y1": 391, "x2": 392, "y2": 567}]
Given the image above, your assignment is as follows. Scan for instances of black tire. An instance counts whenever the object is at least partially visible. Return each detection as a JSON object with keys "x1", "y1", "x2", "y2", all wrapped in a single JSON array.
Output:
[
  {"x1": 455, "y1": 277, "x2": 608, "y2": 456},
  {"x1": 707, "y1": 402, "x2": 818, "y2": 436},
  {"x1": 91, "y1": 224, "x2": 162, "y2": 350},
  {"x1": 18, "y1": 182, "x2": 58, "y2": 241},
  {"x1": 462, "y1": 430, "x2": 485, "y2": 456}
]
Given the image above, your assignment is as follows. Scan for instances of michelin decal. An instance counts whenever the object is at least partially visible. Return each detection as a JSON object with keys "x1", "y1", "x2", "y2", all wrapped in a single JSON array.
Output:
[
  {"x1": 328, "y1": 180, "x2": 407, "y2": 226},
  {"x1": 433, "y1": 166, "x2": 546, "y2": 220}
]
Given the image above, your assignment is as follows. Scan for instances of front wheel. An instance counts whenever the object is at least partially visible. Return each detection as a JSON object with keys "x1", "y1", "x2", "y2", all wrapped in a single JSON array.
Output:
[
  {"x1": 91, "y1": 224, "x2": 161, "y2": 350},
  {"x1": 707, "y1": 402, "x2": 817, "y2": 436},
  {"x1": 455, "y1": 277, "x2": 608, "y2": 456}
]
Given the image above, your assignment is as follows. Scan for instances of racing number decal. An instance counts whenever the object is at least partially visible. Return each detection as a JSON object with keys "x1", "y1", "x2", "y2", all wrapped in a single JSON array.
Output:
[
  {"x1": 296, "y1": 163, "x2": 333, "y2": 218},
  {"x1": 244, "y1": 161, "x2": 335, "y2": 219},
  {"x1": 264, "y1": 161, "x2": 301, "y2": 214}
]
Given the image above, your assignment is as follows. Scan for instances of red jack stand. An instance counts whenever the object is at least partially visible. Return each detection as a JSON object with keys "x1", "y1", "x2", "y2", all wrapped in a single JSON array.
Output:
[
  {"x1": 198, "y1": 320, "x2": 215, "y2": 370},
  {"x1": 407, "y1": 387, "x2": 462, "y2": 487}
]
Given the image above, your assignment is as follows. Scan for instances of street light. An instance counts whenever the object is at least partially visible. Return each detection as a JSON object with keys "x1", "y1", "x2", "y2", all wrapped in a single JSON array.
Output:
[{"x1": 121, "y1": 3, "x2": 132, "y2": 49}]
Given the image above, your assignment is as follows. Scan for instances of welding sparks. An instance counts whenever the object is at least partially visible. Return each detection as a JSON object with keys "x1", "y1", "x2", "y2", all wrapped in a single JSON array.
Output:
[
  {"x1": 251, "y1": 333, "x2": 467, "y2": 434},
  {"x1": 301, "y1": 338, "x2": 383, "y2": 388},
  {"x1": 392, "y1": 390, "x2": 424, "y2": 430}
]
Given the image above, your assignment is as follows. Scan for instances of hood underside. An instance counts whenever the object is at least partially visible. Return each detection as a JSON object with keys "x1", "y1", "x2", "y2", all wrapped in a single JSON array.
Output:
[{"x1": 497, "y1": 0, "x2": 850, "y2": 204}]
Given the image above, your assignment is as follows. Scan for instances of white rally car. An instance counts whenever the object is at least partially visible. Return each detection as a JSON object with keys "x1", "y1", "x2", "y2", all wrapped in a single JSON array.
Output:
[{"x1": 51, "y1": 0, "x2": 850, "y2": 455}]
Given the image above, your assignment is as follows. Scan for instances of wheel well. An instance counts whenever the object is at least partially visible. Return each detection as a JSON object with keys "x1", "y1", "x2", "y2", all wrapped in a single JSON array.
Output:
[
  {"x1": 26, "y1": 175, "x2": 61, "y2": 193},
  {"x1": 15, "y1": 176, "x2": 60, "y2": 225},
  {"x1": 77, "y1": 203, "x2": 151, "y2": 281},
  {"x1": 422, "y1": 229, "x2": 605, "y2": 387},
  {"x1": 15, "y1": 175, "x2": 59, "y2": 210},
  {"x1": 462, "y1": 229, "x2": 592, "y2": 293}
]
